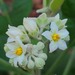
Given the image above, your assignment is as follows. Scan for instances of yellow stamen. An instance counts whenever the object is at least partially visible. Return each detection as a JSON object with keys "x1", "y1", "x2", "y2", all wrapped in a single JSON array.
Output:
[
  {"x1": 52, "y1": 33, "x2": 60, "y2": 41},
  {"x1": 15, "y1": 47, "x2": 23, "y2": 56}
]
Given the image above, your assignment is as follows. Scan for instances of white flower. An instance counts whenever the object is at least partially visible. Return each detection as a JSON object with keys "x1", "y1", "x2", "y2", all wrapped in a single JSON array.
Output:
[
  {"x1": 23, "y1": 18, "x2": 39, "y2": 38},
  {"x1": 6, "y1": 25, "x2": 30, "y2": 43},
  {"x1": 22, "y1": 42, "x2": 47, "y2": 69},
  {"x1": 42, "y1": 22, "x2": 69, "y2": 53},
  {"x1": 4, "y1": 37, "x2": 27, "y2": 67},
  {"x1": 50, "y1": 13, "x2": 68, "y2": 29}
]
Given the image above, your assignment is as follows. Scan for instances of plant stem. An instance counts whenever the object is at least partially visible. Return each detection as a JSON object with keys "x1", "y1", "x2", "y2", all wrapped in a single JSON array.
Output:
[
  {"x1": 43, "y1": 0, "x2": 47, "y2": 7},
  {"x1": 35, "y1": 69, "x2": 41, "y2": 75},
  {"x1": 62, "y1": 48, "x2": 75, "y2": 75},
  {"x1": 32, "y1": 69, "x2": 41, "y2": 75}
]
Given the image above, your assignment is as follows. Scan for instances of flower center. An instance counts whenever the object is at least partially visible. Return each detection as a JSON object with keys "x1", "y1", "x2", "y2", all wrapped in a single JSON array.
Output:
[
  {"x1": 15, "y1": 47, "x2": 23, "y2": 56},
  {"x1": 52, "y1": 33, "x2": 60, "y2": 41}
]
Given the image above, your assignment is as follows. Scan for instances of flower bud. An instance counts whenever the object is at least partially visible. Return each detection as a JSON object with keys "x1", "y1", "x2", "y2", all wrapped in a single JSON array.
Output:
[
  {"x1": 23, "y1": 18, "x2": 39, "y2": 38},
  {"x1": 36, "y1": 13, "x2": 50, "y2": 29},
  {"x1": 34, "y1": 57, "x2": 45, "y2": 69},
  {"x1": 38, "y1": 53, "x2": 47, "y2": 61},
  {"x1": 37, "y1": 42, "x2": 45, "y2": 50},
  {"x1": 27, "y1": 58, "x2": 34, "y2": 69}
]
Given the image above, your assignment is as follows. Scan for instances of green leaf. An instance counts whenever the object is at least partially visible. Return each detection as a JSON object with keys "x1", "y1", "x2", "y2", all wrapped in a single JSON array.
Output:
[
  {"x1": 0, "y1": 0, "x2": 32, "y2": 34},
  {"x1": 9, "y1": 0, "x2": 32, "y2": 25},
  {"x1": 0, "y1": 58, "x2": 30, "y2": 75},
  {"x1": 0, "y1": 16, "x2": 9, "y2": 34},
  {"x1": 61, "y1": 0, "x2": 75, "y2": 18},
  {"x1": 49, "y1": 0, "x2": 64, "y2": 13},
  {"x1": 62, "y1": 48, "x2": 75, "y2": 75},
  {"x1": 0, "y1": 34, "x2": 8, "y2": 60}
]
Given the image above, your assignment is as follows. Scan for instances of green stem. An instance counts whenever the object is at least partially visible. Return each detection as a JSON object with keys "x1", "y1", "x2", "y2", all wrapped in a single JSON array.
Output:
[
  {"x1": 31, "y1": 69, "x2": 41, "y2": 75},
  {"x1": 35, "y1": 69, "x2": 41, "y2": 75},
  {"x1": 45, "y1": 39, "x2": 75, "y2": 75},
  {"x1": 62, "y1": 48, "x2": 75, "y2": 75},
  {"x1": 43, "y1": 0, "x2": 47, "y2": 7}
]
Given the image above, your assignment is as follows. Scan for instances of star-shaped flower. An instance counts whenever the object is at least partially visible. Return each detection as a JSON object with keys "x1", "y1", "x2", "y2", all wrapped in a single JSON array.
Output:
[
  {"x1": 4, "y1": 37, "x2": 27, "y2": 67},
  {"x1": 42, "y1": 22, "x2": 69, "y2": 53}
]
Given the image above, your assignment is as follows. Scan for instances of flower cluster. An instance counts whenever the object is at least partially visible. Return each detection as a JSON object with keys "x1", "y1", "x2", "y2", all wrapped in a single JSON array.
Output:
[
  {"x1": 4, "y1": 13, "x2": 70, "y2": 71},
  {"x1": 4, "y1": 14, "x2": 48, "y2": 70}
]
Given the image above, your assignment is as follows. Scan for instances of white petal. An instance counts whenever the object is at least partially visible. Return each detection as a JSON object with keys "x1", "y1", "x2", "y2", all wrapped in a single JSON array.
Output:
[
  {"x1": 17, "y1": 54, "x2": 24, "y2": 65},
  {"x1": 6, "y1": 51, "x2": 17, "y2": 58},
  {"x1": 50, "y1": 22, "x2": 58, "y2": 32},
  {"x1": 55, "y1": 13, "x2": 60, "y2": 20},
  {"x1": 6, "y1": 25, "x2": 22, "y2": 37},
  {"x1": 6, "y1": 43, "x2": 19, "y2": 51},
  {"x1": 7, "y1": 37, "x2": 15, "y2": 42},
  {"x1": 58, "y1": 40, "x2": 67, "y2": 50},
  {"x1": 49, "y1": 41, "x2": 58, "y2": 53},
  {"x1": 23, "y1": 56, "x2": 28, "y2": 66},
  {"x1": 58, "y1": 29, "x2": 69, "y2": 39},
  {"x1": 15, "y1": 36, "x2": 26, "y2": 53},
  {"x1": 14, "y1": 58, "x2": 18, "y2": 67},
  {"x1": 62, "y1": 19, "x2": 68, "y2": 25},
  {"x1": 42, "y1": 31, "x2": 51, "y2": 40}
]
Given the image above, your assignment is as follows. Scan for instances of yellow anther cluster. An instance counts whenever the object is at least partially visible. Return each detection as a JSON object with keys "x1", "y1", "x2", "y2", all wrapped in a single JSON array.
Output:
[
  {"x1": 15, "y1": 47, "x2": 23, "y2": 56},
  {"x1": 52, "y1": 34, "x2": 60, "y2": 41}
]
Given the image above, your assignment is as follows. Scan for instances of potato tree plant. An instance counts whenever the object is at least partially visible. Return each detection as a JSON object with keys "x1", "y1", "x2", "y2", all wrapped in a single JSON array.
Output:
[{"x1": 0, "y1": 0, "x2": 75, "y2": 75}]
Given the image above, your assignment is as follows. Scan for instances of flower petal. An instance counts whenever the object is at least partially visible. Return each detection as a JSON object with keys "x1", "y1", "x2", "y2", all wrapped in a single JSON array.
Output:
[
  {"x1": 6, "y1": 51, "x2": 17, "y2": 58},
  {"x1": 58, "y1": 29, "x2": 69, "y2": 39},
  {"x1": 15, "y1": 36, "x2": 26, "y2": 53},
  {"x1": 55, "y1": 13, "x2": 60, "y2": 20},
  {"x1": 17, "y1": 54, "x2": 24, "y2": 65},
  {"x1": 6, "y1": 25, "x2": 22, "y2": 37},
  {"x1": 58, "y1": 40, "x2": 67, "y2": 50},
  {"x1": 6, "y1": 43, "x2": 19, "y2": 51},
  {"x1": 7, "y1": 37, "x2": 15, "y2": 42},
  {"x1": 49, "y1": 41, "x2": 58, "y2": 53},
  {"x1": 42, "y1": 31, "x2": 51, "y2": 40},
  {"x1": 50, "y1": 22, "x2": 58, "y2": 32},
  {"x1": 62, "y1": 19, "x2": 68, "y2": 25},
  {"x1": 13, "y1": 58, "x2": 18, "y2": 67}
]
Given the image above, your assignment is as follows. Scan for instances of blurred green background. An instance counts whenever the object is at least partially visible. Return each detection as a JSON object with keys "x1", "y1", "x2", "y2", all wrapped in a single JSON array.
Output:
[{"x1": 0, "y1": 0, "x2": 75, "y2": 75}]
